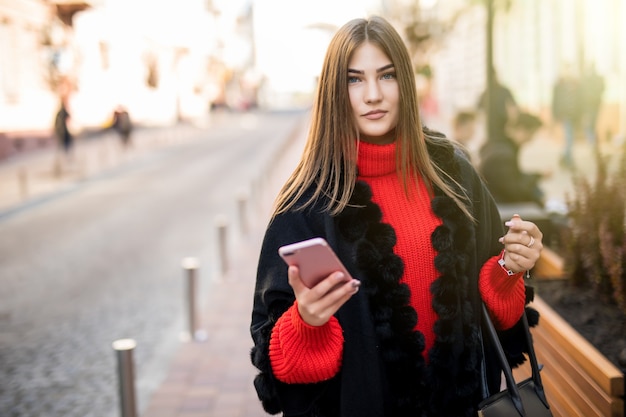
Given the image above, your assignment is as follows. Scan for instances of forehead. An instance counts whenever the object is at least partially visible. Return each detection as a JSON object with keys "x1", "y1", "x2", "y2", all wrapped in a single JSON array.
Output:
[{"x1": 348, "y1": 42, "x2": 392, "y2": 68}]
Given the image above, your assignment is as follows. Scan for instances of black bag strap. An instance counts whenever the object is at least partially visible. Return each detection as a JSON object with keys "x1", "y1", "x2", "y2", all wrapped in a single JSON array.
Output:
[{"x1": 480, "y1": 303, "x2": 550, "y2": 416}]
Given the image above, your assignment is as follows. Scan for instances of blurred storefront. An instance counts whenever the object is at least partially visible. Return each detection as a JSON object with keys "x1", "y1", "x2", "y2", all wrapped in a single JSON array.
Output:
[
  {"x1": 0, "y1": 0, "x2": 255, "y2": 153},
  {"x1": 0, "y1": 0, "x2": 69, "y2": 134},
  {"x1": 68, "y1": 0, "x2": 219, "y2": 128},
  {"x1": 429, "y1": 0, "x2": 625, "y2": 143}
]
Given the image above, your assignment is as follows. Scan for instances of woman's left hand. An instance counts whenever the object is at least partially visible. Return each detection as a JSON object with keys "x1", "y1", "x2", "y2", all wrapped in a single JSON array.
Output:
[{"x1": 499, "y1": 214, "x2": 543, "y2": 273}]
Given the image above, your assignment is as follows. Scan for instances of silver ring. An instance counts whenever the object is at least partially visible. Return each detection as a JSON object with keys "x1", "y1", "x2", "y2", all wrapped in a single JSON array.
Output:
[{"x1": 527, "y1": 236, "x2": 535, "y2": 248}]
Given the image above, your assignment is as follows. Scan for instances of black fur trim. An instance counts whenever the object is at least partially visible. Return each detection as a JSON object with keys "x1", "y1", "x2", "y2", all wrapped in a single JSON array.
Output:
[
  {"x1": 251, "y1": 300, "x2": 298, "y2": 414},
  {"x1": 424, "y1": 139, "x2": 483, "y2": 416},
  {"x1": 337, "y1": 181, "x2": 428, "y2": 416}
]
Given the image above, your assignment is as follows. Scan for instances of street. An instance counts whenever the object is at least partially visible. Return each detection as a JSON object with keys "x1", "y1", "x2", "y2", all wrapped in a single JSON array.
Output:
[{"x1": 0, "y1": 110, "x2": 306, "y2": 417}]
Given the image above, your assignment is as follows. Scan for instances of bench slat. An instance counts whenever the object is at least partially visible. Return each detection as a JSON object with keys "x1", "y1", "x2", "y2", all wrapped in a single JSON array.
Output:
[
  {"x1": 513, "y1": 361, "x2": 585, "y2": 417},
  {"x1": 534, "y1": 328, "x2": 608, "y2": 417},
  {"x1": 542, "y1": 369, "x2": 588, "y2": 417},
  {"x1": 532, "y1": 297, "x2": 624, "y2": 397},
  {"x1": 534, "y1": 325, "x2": 616, "y2": 409}
]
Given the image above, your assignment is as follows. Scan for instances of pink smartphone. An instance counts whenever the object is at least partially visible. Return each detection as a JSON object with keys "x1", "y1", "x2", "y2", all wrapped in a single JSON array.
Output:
[{"x1": 278, "y1": 237, "x2": 353, "y2": 288}]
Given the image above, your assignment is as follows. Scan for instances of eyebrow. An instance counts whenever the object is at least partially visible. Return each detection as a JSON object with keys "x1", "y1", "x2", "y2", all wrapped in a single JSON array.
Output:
[{"x1": 347, "y1": 63, "x2": 395, "y2": 75}]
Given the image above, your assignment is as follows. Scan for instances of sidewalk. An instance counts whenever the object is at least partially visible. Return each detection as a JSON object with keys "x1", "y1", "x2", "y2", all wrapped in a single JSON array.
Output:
[
  {"x1": 138, "y1": 117, "x2": 306, "y2": 417},
  {"x1": 138, "y1": 228, "x2": 269, "y2": 417}
]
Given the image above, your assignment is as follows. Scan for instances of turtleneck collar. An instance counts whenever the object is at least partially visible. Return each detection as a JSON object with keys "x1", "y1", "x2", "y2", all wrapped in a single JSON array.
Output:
[{"x1": 357, "y1": 140, "x2": 397, "y2": 178}]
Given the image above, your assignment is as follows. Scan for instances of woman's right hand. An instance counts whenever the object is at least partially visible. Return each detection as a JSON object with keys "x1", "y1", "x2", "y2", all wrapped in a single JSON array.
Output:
[{"x1": 288, "y1": 266, "x2": 361, "y2": 326}]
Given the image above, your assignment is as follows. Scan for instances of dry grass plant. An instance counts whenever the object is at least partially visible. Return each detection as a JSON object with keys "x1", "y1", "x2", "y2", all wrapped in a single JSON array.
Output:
[{"x1": 563, "y1": 142, "x2": 626, "y2": 314}]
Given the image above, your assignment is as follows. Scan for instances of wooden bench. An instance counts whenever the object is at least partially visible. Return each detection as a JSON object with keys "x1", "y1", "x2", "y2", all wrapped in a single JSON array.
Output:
[
  {"x1": 533, "y1": 246, "x2": 565, "y2": 279},
  {"x1": 513, "y1": 296, "x2": 624, "y2": 417}
]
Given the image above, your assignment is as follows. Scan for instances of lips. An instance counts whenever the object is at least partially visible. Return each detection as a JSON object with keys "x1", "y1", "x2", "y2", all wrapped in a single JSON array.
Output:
[{"x1": 363, "y1": 110, "x2": 387, "y2": 120}]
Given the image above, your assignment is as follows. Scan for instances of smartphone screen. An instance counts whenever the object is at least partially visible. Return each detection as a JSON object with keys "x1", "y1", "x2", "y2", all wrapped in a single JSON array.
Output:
[{"x1": 278, "y1": 237, "x2": 352, "y2": 288}]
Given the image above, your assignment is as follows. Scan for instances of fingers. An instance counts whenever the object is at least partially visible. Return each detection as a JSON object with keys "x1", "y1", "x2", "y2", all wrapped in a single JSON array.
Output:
[
  {"x1": 501, "y1": 215, "x2": 543, "y2": 246},
  {"x1": 500, "y1": 230, "x2": 540, "y2": 249},
  {"x1": 288, "y1": 266, "x2": 361, "y2": 327},
  {"x1": 504, "y1": 214, "x2": 543, "y2": 239},
  {"x1": 287, "y1": 265, "x2": 306, "y2": 293},
  {"x1": 499, "y1": 214, "x2": 544, "y2": 273}
]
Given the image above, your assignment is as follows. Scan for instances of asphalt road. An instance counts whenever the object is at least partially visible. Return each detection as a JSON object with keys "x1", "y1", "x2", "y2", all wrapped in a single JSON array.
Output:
[{"x1": 0, "y1": 110, "x2": 306, "y2": 417}]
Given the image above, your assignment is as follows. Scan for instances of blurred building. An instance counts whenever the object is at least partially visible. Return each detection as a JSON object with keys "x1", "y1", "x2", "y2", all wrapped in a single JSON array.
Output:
[
  {"x1": 68, "y1": 0, "x2": 221, "y2": 128},
  {"x1": 427, "y1": 0, "x2": 625, "y2": 143},
  {"x1": 0, "y1": 0, "x2": 72, "y2": 133},
  {"x1": 0, "y1": 0, "x2": 255, "y2": 158}
]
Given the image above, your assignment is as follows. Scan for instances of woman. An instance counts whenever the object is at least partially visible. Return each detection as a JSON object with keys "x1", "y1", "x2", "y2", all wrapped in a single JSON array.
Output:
[{"x1": 250, "y1": 16, "x2": 543, "y2": 417}]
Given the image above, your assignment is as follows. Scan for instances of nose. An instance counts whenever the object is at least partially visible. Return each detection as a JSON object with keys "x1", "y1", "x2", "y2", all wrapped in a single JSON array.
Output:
[{"x1": 365, "y1": 80, "x2": 382, "y2": 104}]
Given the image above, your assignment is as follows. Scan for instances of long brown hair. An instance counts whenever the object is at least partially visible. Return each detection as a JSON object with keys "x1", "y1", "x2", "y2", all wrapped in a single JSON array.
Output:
[{"x1": 273, "y1": 16, "x2": 472, "y2": 219}]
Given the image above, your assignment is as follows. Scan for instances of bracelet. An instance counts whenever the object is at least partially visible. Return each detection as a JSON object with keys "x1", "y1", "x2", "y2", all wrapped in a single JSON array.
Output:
[
  {"x1": 497, "y1": 251, "x2": 530, "y2": 278},
  {"x1": 497, "y1": 251, "x2": 516, "y2": 276}
]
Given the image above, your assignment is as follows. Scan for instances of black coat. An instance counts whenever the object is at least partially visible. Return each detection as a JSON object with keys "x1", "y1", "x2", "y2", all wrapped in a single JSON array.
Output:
[{"x1": 250, "y1": 135, "x2": 536, "y2": 417}]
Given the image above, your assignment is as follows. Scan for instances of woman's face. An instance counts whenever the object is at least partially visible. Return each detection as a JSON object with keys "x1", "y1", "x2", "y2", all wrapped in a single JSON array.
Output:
[{"x1": 348, "y1": 42, "x2": 400, "y2": 145}]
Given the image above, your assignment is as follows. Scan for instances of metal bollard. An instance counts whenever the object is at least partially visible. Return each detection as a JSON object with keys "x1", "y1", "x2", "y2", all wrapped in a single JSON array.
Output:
[
  {"x1": 181, "y1": 257, "x2": 206, "y2": 341},
  {"x1": 17, "y1": 168, "x2": 28, "y2": 200},
  {"x1": 237, "y1": 191, "x2": 249, "y2": 236},
  {"x1": 53, "y1": 156, "x2": 63, "y2": 178},
  {"x1": 215, "y1": 216, "x2": 229, "y2": 277},
  {"x1": 112, "y1": 339, "x2": 138, "y2": 417}
]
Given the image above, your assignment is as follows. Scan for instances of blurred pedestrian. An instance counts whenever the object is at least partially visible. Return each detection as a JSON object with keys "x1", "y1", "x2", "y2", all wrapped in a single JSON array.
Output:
[
  {"x1": 54, "y1": 98, "x2": 73, "y2": 164},
  {"x1": 477, "y1": 68, "x2": 518, "y2": 141},
  {"x1": 551, "y1": 65, "x2": 581, "y2": 168},
  {"x1": 478, "y1": 112, "x2": 547, "y2": 207},
  {"x1": 112, "y1": 105, "x2": 133, "y2": 149},
  {"x1": 580, "y1": 63, "x2": 605, "y2": 147},
  {"x1": 250, "y1": 16, "x2": 544, "y2": 417}
]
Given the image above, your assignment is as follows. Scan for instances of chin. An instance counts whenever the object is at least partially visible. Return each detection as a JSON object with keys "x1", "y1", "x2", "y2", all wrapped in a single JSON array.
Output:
[{"x1": 360, "y1": 126, "x2": 393, "y2": 138}]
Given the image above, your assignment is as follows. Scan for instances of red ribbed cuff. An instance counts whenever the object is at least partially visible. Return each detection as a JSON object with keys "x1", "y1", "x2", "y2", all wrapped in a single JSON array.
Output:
[
  {"x1": 479, "y1": 254, "x2": 526, "y2": 330},
  {"x1": 269, "y1": 303, "x2": 344, "y2": 384}
]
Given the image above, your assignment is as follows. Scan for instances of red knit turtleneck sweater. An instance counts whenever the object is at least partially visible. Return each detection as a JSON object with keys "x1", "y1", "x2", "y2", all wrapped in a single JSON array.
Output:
[{"x1": 269, "y1": 141, "x2": 526, "y2": 384}]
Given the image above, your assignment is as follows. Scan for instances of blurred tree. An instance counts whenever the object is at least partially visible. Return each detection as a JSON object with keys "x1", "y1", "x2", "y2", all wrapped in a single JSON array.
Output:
[{"x1": 484, "y1": 0, "x2": 516, "y2": 140}]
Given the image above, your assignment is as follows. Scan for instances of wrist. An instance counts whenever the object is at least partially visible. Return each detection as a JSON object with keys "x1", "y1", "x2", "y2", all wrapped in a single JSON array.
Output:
[{"x1": 497, "y1": 251, "x2": 516, "y2": 276}]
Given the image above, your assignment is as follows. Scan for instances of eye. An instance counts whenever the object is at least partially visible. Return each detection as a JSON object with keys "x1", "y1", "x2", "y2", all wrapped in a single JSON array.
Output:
[
  {"x1": 381, "y1": 72, "x2": 396, "y2": 80},
  {"x1": 348, "y1": 76, "x2": 360, "y2": 84}
]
